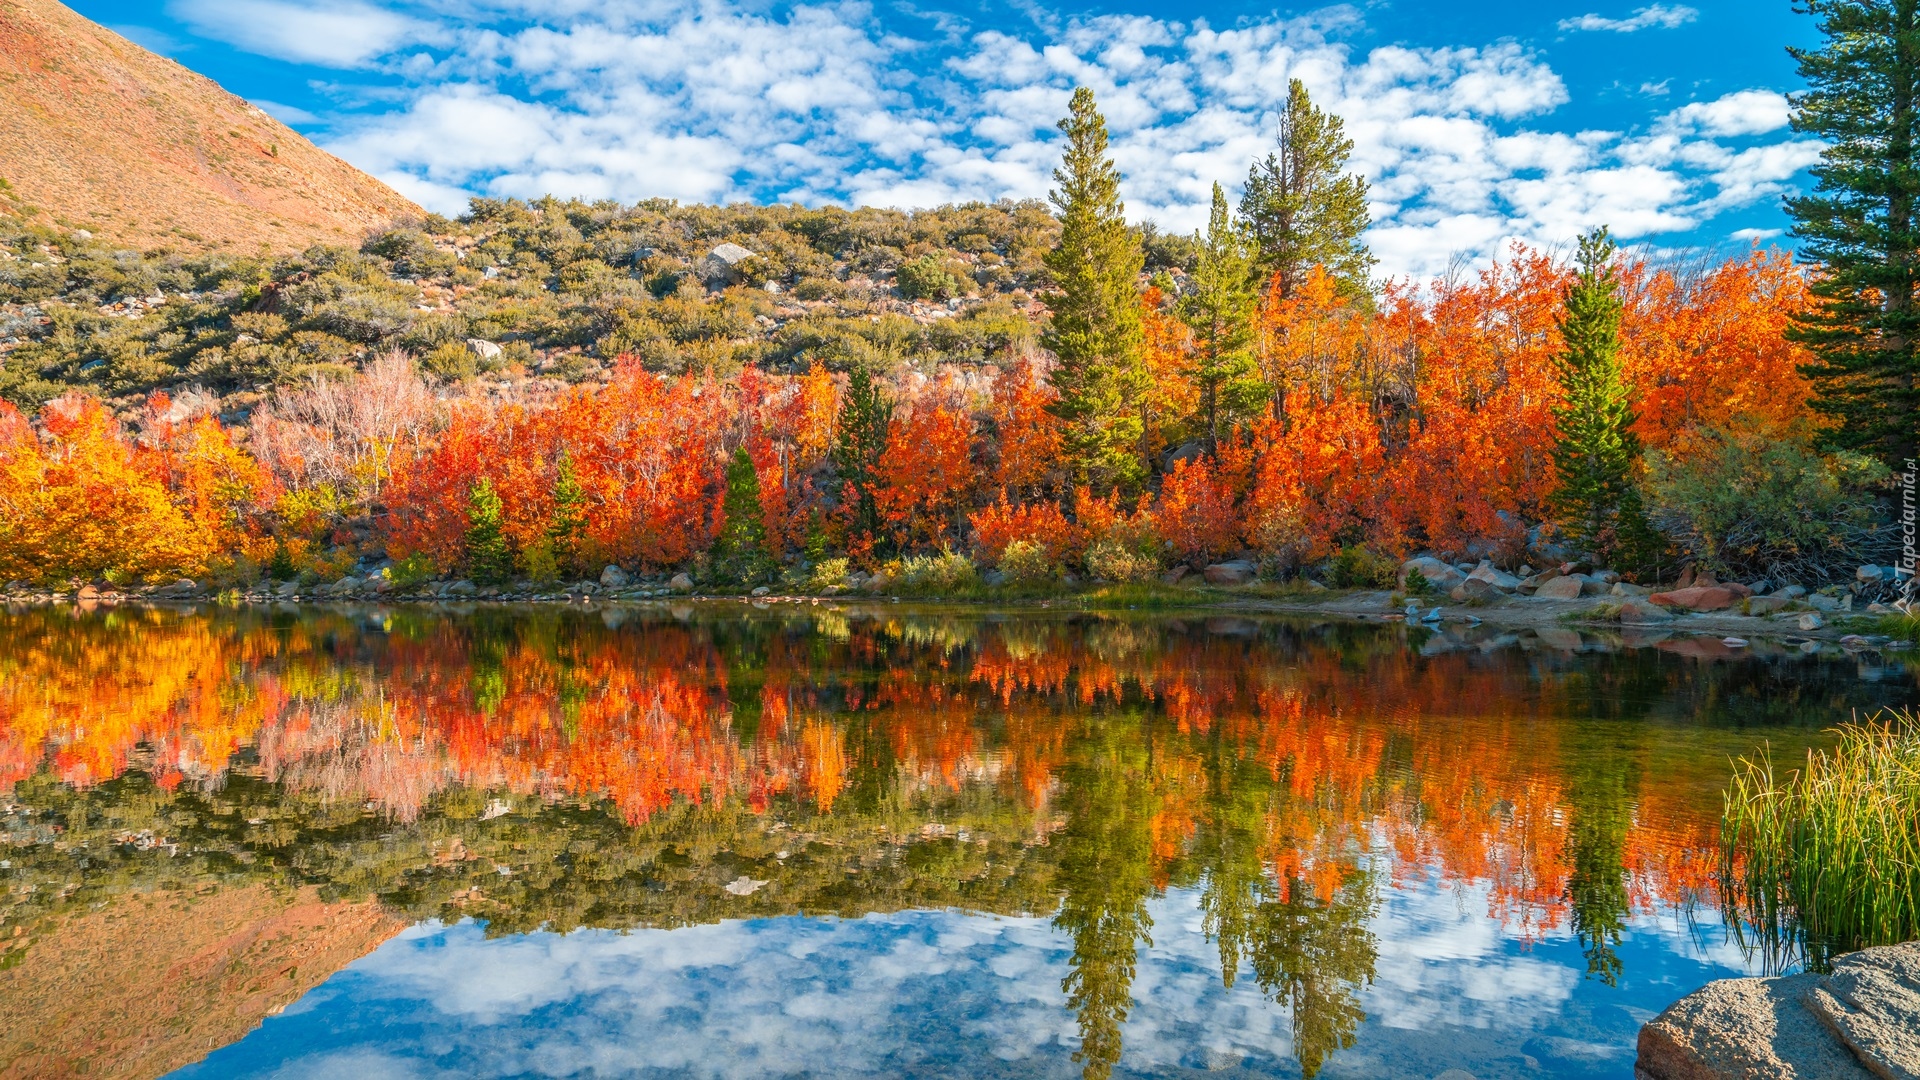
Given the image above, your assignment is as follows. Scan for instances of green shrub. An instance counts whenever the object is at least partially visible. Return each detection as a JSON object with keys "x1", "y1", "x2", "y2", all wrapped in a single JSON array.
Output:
[
  {"x1": 895, "y1": 255, "x2": 959, "y2": 301},
  {"x1": 422, "y1": 341, "x2": 478, "y2": 380},
  {"x1": 898, "y1": 549, "x2": 979, "y2": 592},
  {"x1": 1086, "y1": 538, "x2": 1160, "y2": 584},
  {"x1": 807, "y1": 556, "x2": 851, "y2": 592},
  {"x1": 997, "y1": 540, "x2": 1059, "y2": 584},
  {"x1": 388, "y1": 552, "x2": 438, "y2": 590},
  {"x1": 1646, "y1": 425, "x2": 1891, "y2": 581},
  {"x1": 1326, "y1": 545, "x2": 1398, "y2": 589}
]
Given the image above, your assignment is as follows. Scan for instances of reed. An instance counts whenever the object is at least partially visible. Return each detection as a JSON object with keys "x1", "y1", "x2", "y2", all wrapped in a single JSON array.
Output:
[{"x1": 1720, "y1": 710, "x2": 1920, "y2": 969}]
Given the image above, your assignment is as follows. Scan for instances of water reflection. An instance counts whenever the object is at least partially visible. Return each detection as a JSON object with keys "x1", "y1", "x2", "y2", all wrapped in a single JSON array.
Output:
[{"x1": 0, "y1": 603, "x2": 1907, "y2": 1079}]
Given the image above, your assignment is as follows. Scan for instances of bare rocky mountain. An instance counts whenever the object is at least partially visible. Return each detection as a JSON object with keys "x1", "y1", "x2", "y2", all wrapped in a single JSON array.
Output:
[{"x1": 0, "y1": 0, "x2": 420, "y2": 252}]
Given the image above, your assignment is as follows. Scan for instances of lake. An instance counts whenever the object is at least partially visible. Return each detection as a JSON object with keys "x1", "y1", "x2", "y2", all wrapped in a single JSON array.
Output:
[{"x1": 0, "y1": 602, "x2": 1910, "y2": 1079}]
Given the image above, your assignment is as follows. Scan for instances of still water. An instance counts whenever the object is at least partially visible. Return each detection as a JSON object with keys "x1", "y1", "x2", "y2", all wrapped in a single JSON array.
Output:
[{"x1": 0, "y1": 603, "x2": 1910, "y2": 1080}]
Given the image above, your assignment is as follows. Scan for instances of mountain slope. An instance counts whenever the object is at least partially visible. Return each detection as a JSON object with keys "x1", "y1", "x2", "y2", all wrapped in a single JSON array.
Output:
[{"x1": 0, "y1": 0, "x2": 420, "y2": 252}]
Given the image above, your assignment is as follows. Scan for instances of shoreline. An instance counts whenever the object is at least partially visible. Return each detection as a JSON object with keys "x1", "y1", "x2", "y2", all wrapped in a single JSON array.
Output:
[{"x1": 4, "y1": 584, "x2": 1906, "y2": 655}]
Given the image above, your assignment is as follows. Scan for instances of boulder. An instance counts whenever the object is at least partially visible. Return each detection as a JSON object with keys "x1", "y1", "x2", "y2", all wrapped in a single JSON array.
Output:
[
  {"x1": 1807, "y1": 594, "x2": 1841, "y2": 612},
  {"x1": 1534, "y1": 575, "x2": 1586, "y2": 600},
  {"x1": 1749, "y1": 579, "x2": 1772, "y2": 596},
  {"x1": 668, "y1": 572, "x2": 695, "y2": 592},
  {"x1": 1467, "y1": 561, "x2": 1523, "y2": 591},
  {"x1": 1161, "y1": 565, "x2": 1189, "y2": 585},
  {"x1": 1591, "y1": 569, "x2": 1622, "y2": 585},
  {"x1": 152, "y1": 578, "x2": 200, "y2": 598},
  {"x1": 1518, "y1": 566, "x2": 1564, "y2": 593},
  {"x1": 1580, "y1": 575, "x2": 1612, "y2": 596},
  {"x1": 599, "y1": 565, "x2": 630, "y2": 589},
  {"x1": 1747, "y1": 595, "x2": 1793, "y2": 616},
  {"x1": 466, "y1": 338, "x2": 503, "y2": 361},
  {"x1": 1610, "y1": 581, "x2": 1650, "y2": 598},
  {"x1": 1777, "y1": 584, "x2": 1808, "y2": 600},
  {"x1": 1637, "y1": 942, "x2": 1920, "y2": 1080},
  {"x1": 1401, "y1": 556, "x2": 1467, "y2": 592},
  {"x1": 1799, "y1": 613, "x2": 1825, "y2": 632},
  {"x1": 444, "y1": 580, "x2": 477, "y2": 596},
  {"x1": 1858, "y1": 564, "x2": 1888, "y2": 586},
  {"x1": 750, "y1": 586, "x2": 771, "y2": 597},
  {"x1": 1203, "y1": 560, "x2": 1258, "y2": 586},
  {"x1": 1650, "y1": 586, "x2": 1739, "y2": 612},
  {"x1": 701, "y1": 243, "x2": 757, "y2": 284},
  {"x1": 1619, "y1": 598, "x2": 1675, "y2": 624},
  {"x1": 1449, "y1": 578, "x2": 1500, "y2": 603}
]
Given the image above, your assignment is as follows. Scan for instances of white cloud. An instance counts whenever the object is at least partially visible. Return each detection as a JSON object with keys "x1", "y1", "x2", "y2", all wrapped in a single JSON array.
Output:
[
  {"x1": 1558, "y1": 5, "x2": 1700, "y2": 33},
  {"x1": 167, "y1": 0, "x2": 434, "y2": 67},
  {"x1": 168, "y1": 0, "x2": 1814, "y2": 279}
]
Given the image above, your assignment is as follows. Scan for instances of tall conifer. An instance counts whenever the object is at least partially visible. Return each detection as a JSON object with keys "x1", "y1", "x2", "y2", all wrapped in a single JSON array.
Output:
[
  {"x1": 464, "y1": 477, "x2": 514, "y2": 585},
  {"x1": 833, "y1": 364, "x2": 891, "y2": 547},
  {"x1": 1786, "y1": 0, "x2": 1920, "y2": 467},
  {"x1": 1179, "y1": 183, "x2": 1266, "y2": 450},
  {"x1": 1549, "y1": 228, "x2": 1660, "y2": 571},
  {"x1": 1044, "y1": 86, "x2": 1149, "y2": 491},
  {"x1": 1239, "y1": 79, "x2": 1375, "y2": 299},
  {"x1": 712, "y1": 447, "x2": 774, "y2": 585}
]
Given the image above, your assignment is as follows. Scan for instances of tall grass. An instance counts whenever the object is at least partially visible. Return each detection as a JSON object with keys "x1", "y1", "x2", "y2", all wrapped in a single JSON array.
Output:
[{"x1": 1720, "y1": 710, "x2": 1920, "y2": 970}]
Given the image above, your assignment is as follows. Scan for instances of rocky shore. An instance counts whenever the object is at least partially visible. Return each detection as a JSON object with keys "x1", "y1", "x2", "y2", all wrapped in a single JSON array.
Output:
[{"x1": 1637, "y1": 942, "x2": 1920, "y2": 1080}]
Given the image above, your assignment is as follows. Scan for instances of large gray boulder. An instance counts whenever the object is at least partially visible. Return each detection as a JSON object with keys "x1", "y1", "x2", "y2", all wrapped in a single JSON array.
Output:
[
  {"x1": 1467, "y1": 561, "x2": 1523, "y2": 591},
  {"x1": 599, "y1": 565, "x2": 630, "y2": 589},
  {"x1": 1400, "y1": 556, "x2": 1466, "y2": 592},
  {"x1": 702, "y1": 243, "x2": 757, "y2": 284},
  {"x1": 1203, "y1": 560, "x2": 1257, "y2": 586},
  {"x1": 1637, "y1": 942, "x2": 1920, "y2": 1080},
  {"x1": 1534, "y1": 575, "x2": 1585, "y2": 600}
]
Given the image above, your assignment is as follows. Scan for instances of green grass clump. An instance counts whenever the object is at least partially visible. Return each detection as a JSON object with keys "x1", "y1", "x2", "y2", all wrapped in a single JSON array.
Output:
[{"x1": 1720, "y1": 710, "x2": 1920, "y2": 969}]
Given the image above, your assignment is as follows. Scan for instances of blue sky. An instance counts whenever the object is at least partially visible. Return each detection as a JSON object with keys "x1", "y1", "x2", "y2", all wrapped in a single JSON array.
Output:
[{"x1": 70, "y1": 0, "x2": 1822, "y2": 279}]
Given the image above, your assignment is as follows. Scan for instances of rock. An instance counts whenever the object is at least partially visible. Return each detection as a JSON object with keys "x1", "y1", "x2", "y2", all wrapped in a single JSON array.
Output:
[
  {"x1": 1802, "y1": 942, "x2": 1920, "y2": 1080},
  {"x1": 1777, "y1": 584, "x2": 1808, "y2": 600},
  {"x1": 1799, "y1": 613, "x2": 1826, "y2": 632},
  {"x1": 275, "y1": 580, "x2": 299, "y2": 598},
  {"x1": 1808, "y1": 594, "x2": 1841, "y2": 612},
  {"x1": 1519, "y1": 566, "x2": 1564, "y2": 593},
  {"x1": 445, "y1": 580, "x2": 477, "y2": 596},
  {"x1": 1638, "y1": 942, "x2": 1920, "y2": 1080},
  {"x1": 1611, "y1": 581, "x2": 1650, "y2": 598},
  {"x1": 152, "y1": 578, "x2": 200, "y2": 598},
  {"x1": 1749, "y1": 579, "x2": 1772, "y2": 596},
  {"x1": 1650, "y1": 586, "x2": 1739, "y2": 612},
  {"x1": 1401, "y1": 556, "x2": 1467, "y2": 592},
  {"x1": 1422, "y1": 607, "x2": 1442, "y2": 622},
  {"x1": 1592, "y1": 569, "x2": 1622, "y2": 585},
  {"x1": 668, "y1": 573, "x2": 694, "y2": 592},
  {"x1": 1637, "y1": 972, "x2": 1876, "y2": 1080},
  {"x1": 1302, "y1": 579, "x2": 1328, "y2": 591},
  {"x1": 1162, "y1": 441, "x2": 1207, "y2": 472},
  {"x1": 1580, "y1": 575, "x2": 1612, "y2": 596},
  {"x1": 1747, "y1": 595, "x2": 1794, "y2": 616},
  {"x1": 701, "y1": 243, "x2": 757, "y2": 284},
  {"x1": 1203, "y1": 560, "x2": 1258, "y2": 586},
  {"x1": 1726, "y1": 582, "x2": 1755, "y2": 599},
  {"x1": 599, "y1": 565, "x2": 629, "y2": 589},
  {"x1": 1467, "y1": 561, "x2": 1523, "y2": 591},
  {"x1": 1160, "y1": 565, "x2": 1189, "y2": 584},
  {"x1": 466, "y1": 338, "x2": 503, "y2": 361},
  {"x1": 1534, "y1": 575, "x2": 1586, "y2": 600},
  {"x1": 1449, "y1": 578, "x2": 1500, "y2": 603},
  {"x1": 750, "y1": 586, "x2": 771, "y2": 597},
  {"x1": 1869, "y1": 602, "x2": 1893, "y2": 614},
  {"x1": 332, "y1": 576, "x2": 359, "y2": 594},
  {"x1": 1619, "y1": 598, "x2": 1676, "y2": 624},
  {"x1": 1675, "y1": 566, "x2": 1698, "y2": 590},
  {"x1": 1561, "y1": 560, "x2": 1595, "y2": 576},
  {"x1": 722, "y1": 876, "x2": 768, "y2": 896},
  {"x1": 77, "y1": 584, "x2": 101, "y2": 600},
  {"x1": 1858, "y1": 564, "x2": 1888, "y2": 586}
]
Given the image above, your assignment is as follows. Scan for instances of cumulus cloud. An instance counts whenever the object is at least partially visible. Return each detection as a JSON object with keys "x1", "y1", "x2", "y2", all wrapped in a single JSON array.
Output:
[
  {"x1": 168, "y1": 0, "x2": 1814, "y2": 279},
  {"x1": 1557, "y1": 5, "x2": 1700, "y2": 33}
]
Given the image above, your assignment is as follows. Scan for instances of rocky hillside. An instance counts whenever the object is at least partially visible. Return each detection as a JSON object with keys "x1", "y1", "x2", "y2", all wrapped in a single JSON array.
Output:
[{"x1": 0, "y1": 0, "x2": 419, "y2": 252}]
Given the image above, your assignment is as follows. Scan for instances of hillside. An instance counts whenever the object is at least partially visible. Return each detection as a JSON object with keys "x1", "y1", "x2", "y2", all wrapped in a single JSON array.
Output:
[{"x1": 0, "y1": 0, "x2": 419, "y2": 252}]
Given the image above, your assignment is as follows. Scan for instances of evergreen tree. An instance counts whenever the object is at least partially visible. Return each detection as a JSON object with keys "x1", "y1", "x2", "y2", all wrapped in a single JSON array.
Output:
[
  {"x1": 463, "y1": 477, "x2": 514, "y2": 585},
  {"x1": 832, "y1": 364, "x2": 891, "y2": 547},
  {"x1": 1785, "y1": 0, "x2": 1920, "y2": 467},
  {"x1": 1179, "y1": 183, "x2": 1266, "y2": 450},
  {"x1": 1044, "y1": 86, "x2": 1149, "y2": 491},
  {"x1": 547, "y1": 452, "x2": 588, "y2": 576},
  {"x1": 712, "y1": 446, "x2": 774, "y2": 585},
  {"x1": 1548, "y1": 228, "x2": 1662, "y2": 571},
  {"x1": 1239, "y1": 79, "x2": 1375, "y2": 299}
]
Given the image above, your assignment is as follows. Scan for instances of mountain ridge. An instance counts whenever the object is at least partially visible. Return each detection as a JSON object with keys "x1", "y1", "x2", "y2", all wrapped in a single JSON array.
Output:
[{"x1": 0, "y1": 0, "x2": 420, "y2": 252}]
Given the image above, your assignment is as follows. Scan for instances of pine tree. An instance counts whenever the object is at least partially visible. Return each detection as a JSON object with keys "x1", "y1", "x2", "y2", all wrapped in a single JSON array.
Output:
[
  {"x1": 1179, "y1": 183, "x2": 1266, "y2": 450},
  {"x1": 1239, "y1": 79, "x2": 1375, "y2": 300},
  {"x1": 1044, "y1": 86, "x2": 1149, "y2": 492},
  {"x1": 547, "y1": 452, "x2": 588, "y2": 576},
  {"x1": 712, "y1": 447, "x2": 774, "y2": 585},
  {"x1": 1549, "y1": 228, "x2": 1662, "y2": 571},
  {"x1": 1785, "y1": 0, "x2": 1920, "y2": 468},
  {"x1": 833, "y1": 364, "x2": 891, "y2": 547},
  {"x1": 464, "y1": 477, "x2": 514, "y2": 585}
]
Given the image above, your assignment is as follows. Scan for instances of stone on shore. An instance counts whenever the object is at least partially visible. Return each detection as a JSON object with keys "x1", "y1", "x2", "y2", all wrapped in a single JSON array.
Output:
[
  {"x1": 1203, "y1": 560, "x2": 1257, "y2": 586},
  {"x1": 1637, "y1": 942, "x2": 1920, "y2": 1080},
  {"x1": 1534, "y1": 575, "x2": 1586, "y2": 600},
  {"x1": 668, "y1": 572, "x2": 695, "y2": 592},
  {"x1": 1619, "y1": 599, "x2": 1675, "y2": 624},
  {"x1": 1400, "y1": 556, "x2": 1467, "y2": 592},
  {"x1": 599, "y1": 565, "x2": 629, "y2": 589},
  {"x1": 1466, "y1": 561, "x2": 1522, "y2": 591},
  {"x1": 1650, "y1": 586, "x2": 1740, "y2": 612}
]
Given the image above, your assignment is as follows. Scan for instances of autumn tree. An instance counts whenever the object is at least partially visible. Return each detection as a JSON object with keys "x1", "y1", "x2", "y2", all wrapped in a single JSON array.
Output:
[
  {"x1": 464, "y1": 477, "x2": 514, "y2": 585},
  {"x1": 1239, "y1": 79, "x2": 1375, "y2": 299},
  {"x1": 712, "y1": 446, "x2": 775, "y2": 585},
  {"x1": 1179, "y1": 184, "x2": 1266, "y2": 450},
  {"x1": 1044, "y1": 86, "x2": 1149, "y2": 491},
  {"x1": 832, "y1": 364, "x2": 891, "y2": 553},
  {"x1": 1548, "y1": 229, "x2": 1660, "y2": 570},
  {"x1": 1785, "y1": 0, "x2": 1920, "y2": 467}
]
